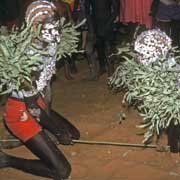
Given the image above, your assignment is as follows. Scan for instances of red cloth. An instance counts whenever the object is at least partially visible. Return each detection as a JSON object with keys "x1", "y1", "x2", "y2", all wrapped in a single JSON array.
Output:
[
  {"x1": 4, "y1": 98, "x2": 42, "y2": 142},
  {"x1": 37, "y1": 95, "x2": 46, "y2": 110},
  {"x1": 120, "y1": 0, "x2": 152, "y2": 29}
]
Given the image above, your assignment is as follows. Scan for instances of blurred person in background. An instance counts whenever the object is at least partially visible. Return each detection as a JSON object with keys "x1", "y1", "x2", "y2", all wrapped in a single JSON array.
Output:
[
  {"x1": 73, "y1": 0, "x2": 99, "y2": 80},
  {"x1": 85, "y1": 0, "x2": 119, "y2": 77},
  {"x1": 54, "y1": 0, "x2": 78, "y2": 79},
  {"x1": 151, "y1": 0, "x2": 180, "y2": 47}
]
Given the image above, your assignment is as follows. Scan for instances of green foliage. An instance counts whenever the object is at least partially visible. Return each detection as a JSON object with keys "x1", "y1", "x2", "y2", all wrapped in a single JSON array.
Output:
[
  {"x1": 0, "y1": 19, "x2": 80, "y2": 94},
  {"x1": 56, "y1": 21, "x2": 80, "y2": 60},
  {"x1": 0, "y1": 24, "x2": 42, "y2": 94},
  {"x1": 108, "y1": 47, "x2": 180, "y2": 143}
]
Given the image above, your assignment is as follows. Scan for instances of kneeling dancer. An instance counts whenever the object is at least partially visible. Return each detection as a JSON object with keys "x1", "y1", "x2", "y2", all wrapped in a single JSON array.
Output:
[{"x1": 0, "y1": 0, "x2": 80, "y2": 179}]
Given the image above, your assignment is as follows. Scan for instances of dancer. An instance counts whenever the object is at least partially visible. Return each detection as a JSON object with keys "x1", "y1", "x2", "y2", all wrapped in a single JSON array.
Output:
[{"x1": 0, "y1": 0, "x2": 80, "y2": 179}]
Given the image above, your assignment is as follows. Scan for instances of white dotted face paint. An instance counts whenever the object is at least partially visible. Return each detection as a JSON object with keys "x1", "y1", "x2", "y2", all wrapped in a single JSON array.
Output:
[
  {"x1": 134, "y1": 29, "x2": 172, "y2": 65},
  {"x1": 41, "y1": 21, "x2": 61, "y2": 43}
]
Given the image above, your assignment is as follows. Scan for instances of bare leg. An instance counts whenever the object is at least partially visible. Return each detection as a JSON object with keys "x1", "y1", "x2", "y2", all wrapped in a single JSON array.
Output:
[
  {"x1": 64, "y1": 60, "x2": 74, "y2": 80},
  {"x1": 0, "y1": 131, "x2": 71, "y2": 180}
]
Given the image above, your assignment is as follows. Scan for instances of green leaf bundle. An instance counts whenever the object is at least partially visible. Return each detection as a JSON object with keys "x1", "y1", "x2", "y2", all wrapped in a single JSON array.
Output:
[
  {"x1": 108, "y1": 47, "x2": 180, "y2": 143},
  {"x1": 0, "y1": 24, "x2": 42, "y2": 94},
  {"x1": 0, "y1": 19, "x2": 80, "y2": 94}
]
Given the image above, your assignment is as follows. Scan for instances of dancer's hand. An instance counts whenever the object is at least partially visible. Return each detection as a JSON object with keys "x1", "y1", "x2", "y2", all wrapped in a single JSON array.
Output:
[
  {"x1": 28, "y1": 108, "x2": 41, "y2": 118},
  {"x1": 56, "y1": 130, "x2": 73, "y2": 145},
  {"x1": 24, "y1": 94, "x2": 41, "y2": 118}
]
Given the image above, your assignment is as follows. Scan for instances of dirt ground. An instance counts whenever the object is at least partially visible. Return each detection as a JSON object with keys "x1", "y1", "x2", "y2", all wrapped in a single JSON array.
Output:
[{"x1": 0, "y1": 61, "x2": 180, "y2": 180}]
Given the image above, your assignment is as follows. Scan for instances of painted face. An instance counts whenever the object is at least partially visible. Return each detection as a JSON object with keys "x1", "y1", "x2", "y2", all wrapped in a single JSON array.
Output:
[
  {"x1": 41, "y1": 20, "x2": 61, "y2": 43},
  {"x1": 134, "y1": 29, "x2": 172, "y2": 65}
]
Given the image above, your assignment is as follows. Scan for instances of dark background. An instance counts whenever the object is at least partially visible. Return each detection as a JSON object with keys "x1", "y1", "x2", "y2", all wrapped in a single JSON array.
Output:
[{"x1": 0, "y1": 0, "x2": 23, "y2": 23}]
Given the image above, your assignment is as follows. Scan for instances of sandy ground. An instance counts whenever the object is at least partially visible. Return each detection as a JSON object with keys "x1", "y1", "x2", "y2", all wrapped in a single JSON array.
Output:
[{"x1": 0, "y1": 62, "x2": 180, "y2": 180}]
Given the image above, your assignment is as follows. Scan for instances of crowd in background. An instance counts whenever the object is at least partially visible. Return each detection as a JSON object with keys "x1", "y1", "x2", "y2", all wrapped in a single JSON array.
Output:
[{"x1": 1, "y1": 0, "x2": 180, "y2": 80}]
